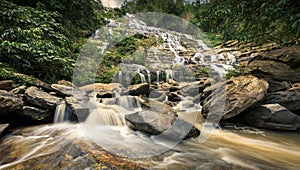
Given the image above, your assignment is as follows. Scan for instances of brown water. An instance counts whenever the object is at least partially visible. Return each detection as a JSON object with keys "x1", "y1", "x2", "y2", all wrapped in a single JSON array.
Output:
[{"x1": 0, "y1": 123, "x2": 299, "y2": 169}]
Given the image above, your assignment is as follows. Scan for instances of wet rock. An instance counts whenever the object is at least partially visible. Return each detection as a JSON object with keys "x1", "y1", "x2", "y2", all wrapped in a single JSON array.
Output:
[
  {"x1": 0, "y1": 90, "x2": 23, "y2": 114},
  {"x1": 149, "y1": 90, "x2": 165, "y2": 98},
  {"x1": 202, "y1": 76, "x2": 269, "y2": 120},
  {"x1": 125, "y1": 111, "x2": 200, "y2": 139},
  {"x1": 65, "y1": 94, "x2": 91, "y2": 122},
  {"x1": 245, "y1": 60, "x2": 300, "y2": 82},
  {"x1": 241, "y1": 104, "x2": 300, "y2": 131},
  {"x1": 168, "y1": 92, "x2": 182, "y2": 102},
  {"x1": 9, "y1": 85, "x2": 26, "y2": 95},
  {"x1": 0, "y1": 80, "x2": 15, "y2": 91},
  {"x1": 51, "y1": 84, "x2": 81, "y2": 97},
  {"x1": 129, "y1": 83, "x2": 150, "y2": 96},
  {"x1": 264, "y1": 91, "x2": 300, "y2": 115},
  {"x1": 137, "y1": 97, "x2": 174, "y2": 114},
  {"x1": 0, "y1": 124, "x2": 9, "y2": 137},
  {"x1": 18, "y1": 106, "x2": 52, "y2": 123},
  {"x1": 25, "y1": 87, "x2": 61, "y2": 110}
]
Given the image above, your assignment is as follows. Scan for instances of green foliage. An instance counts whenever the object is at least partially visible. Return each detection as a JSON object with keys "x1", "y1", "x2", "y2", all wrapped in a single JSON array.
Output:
[
  {"x1": 225, "y1": 65, "x2": 243, "y2": 80},
  {"x1": 0, "y1": 1, "x2": 75, "y2": 83},
  {"x1": 0, "y1": 62, "x2": 34, "y2": 86}
]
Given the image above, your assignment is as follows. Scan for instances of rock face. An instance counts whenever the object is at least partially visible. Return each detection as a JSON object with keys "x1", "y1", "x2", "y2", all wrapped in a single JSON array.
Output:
[
  {"x1": 18, "y1": 106, "x2": 52, "y2": 123},
  {"x1": 125, "y1": 111, "x2": 200, "y2": 140},
  {"x1": 0, "y1": 80, "x2": 15, "y2": 91},
  {"x1": 265, "y1": 79, "x2": 290, "y2": 93},
  {"x1": 244, "y1": 60, "x2": 300, "y2": 82},
  {"x1": 253, "y1": 46, "x2": 300, "y2": 68},
  {"x1": 51, "y1": 84, "x2": 81, "y2": 97},
  {"x1": 0, "y1": 90, "x2": 23, "y2": 114},
  {"x1": 129, "y1": 83, "x2": 150, "y2": 96},
  {"x1": 25, "y1": 87, "x2": 61, "y2": 110},
  {"x1": 264, "y1": 91, "x2": 300, "y2": 115},
  {"x1": 242, "y1": 104, "x2": 300, "y2": 131},
  {"x1": 202, "y1": 76, "x2": 269, "y2": 120}
]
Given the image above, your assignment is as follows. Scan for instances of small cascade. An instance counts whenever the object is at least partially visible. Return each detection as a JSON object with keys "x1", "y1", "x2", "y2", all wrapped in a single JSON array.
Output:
[
  {"x1": 156, "y1": 70, "x2": 160, "y2": 84},
  {"x1": 118, "y1": 71, "x2": 123, "y2": 84},
  {"x1": 146, "y1": 69, "x2": 151, "y2": 84},
  {"x1": 137, "y1": 68, "x2": 146, "y2": 83},
  {"x1": 54, "y1": 101, "x2": 66, "y2": 123},
  {"x1": 117, "y1": 96, "x2": 141, "y2": 111},
  {"x1": 84, "y1": 104, "x2": 125, "y2": 126},
  {"x1": 161, "y1": 33, "x2": 185, "y2": 65},
  {"x1": 165, "y1": 70, "x2": 174, "y2": 82}
]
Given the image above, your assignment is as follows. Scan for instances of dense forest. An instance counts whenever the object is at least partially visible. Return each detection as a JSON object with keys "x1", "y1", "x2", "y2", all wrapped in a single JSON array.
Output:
[{"x1": 0, "y1": 0, "x2": 299, "y2": 84}]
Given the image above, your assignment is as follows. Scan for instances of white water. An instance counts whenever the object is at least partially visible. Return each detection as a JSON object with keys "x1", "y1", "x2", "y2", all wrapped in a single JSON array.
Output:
[{"x1": 53, "y1": 101, "x2": 66, "y2": 123}]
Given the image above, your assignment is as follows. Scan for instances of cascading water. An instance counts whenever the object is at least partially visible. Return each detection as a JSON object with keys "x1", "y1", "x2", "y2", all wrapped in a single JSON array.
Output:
[
  {"x1": 53, "y1": 100, "x2": 66, "y2": 123},
  {"x1": 156, "y1": 70, "x2": 160, "y2": 84},
  {"x1": 165, "y1": 69, "x2": 174, "y2": 82}
]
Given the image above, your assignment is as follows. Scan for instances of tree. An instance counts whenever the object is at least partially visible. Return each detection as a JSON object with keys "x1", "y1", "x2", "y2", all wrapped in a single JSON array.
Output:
[{"x1": 138, "y1": 36, "x2": 161, "y2": 66}]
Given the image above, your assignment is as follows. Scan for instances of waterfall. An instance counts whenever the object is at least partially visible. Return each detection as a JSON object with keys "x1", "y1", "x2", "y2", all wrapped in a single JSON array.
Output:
[
  {"x1": 137, "y1": 68, "x2": 146, "y2": 83},
  {"x1": 146, "y1": 69, "x2": 151, "y2": 84},
  {"x1": 157, "y1": 70, "x2": 160, "y2": 84},
  {"x1": 54, "y1": 101, "x2": 66, "y2": 123},
  {"x1": 165, "y1": 70, "x2": 174, "y2": 82},
  {"x1": 84, "y1": 105, "x2": 125, "y2": 126},
  {"x1": 118, "y1": 71, "x2": 123, "y2": 84}
]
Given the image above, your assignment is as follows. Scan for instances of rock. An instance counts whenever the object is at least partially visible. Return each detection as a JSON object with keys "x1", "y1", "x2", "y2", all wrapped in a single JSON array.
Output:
[
  {"x1": 80, "y1": 83, "x2": 123, "y2": 93},
  {"x1": 0, "y1": 124, "x2": 9, "y2": 137},
  {"x1": 0, "y1": 90, "x2": 23, "y2": 114},
  {"x1": 125, "y1": 111, "x2": 200, "y2": 139},
  {"x1": 149, "y1": 90, "x2": 165, "y2": 98},
  {"x1": 138, "y1": 97, "x2": 174, "y2": 114},
  {"x1": 25, "y1": 87, "x2": 61, "y2": 110},
  {"x1": 168, "y1": 79, "x2": 178, "y2": 86},
  {"x1": 264, "y1": 91, "x2": 300, "y2": 114},
  {"x1": 0, "y1": 80, "x2": 15, "y2": 91},
  {"x1": 18, "y1": 106, "x2": 52, "y2": 123},
  {"x1": 57, "y1": 80, "x2": 76, "y2": 87},
  {"x1": 51, "y1": 84, "x2": 81, "y2": 97},
  {"x1": 289, "y1": 83, "x2": 300, "y2": 92},
  {"x1": 202, "y1": 76, "x2": 269, "y2": 120},
  {"x1": 9, "y1": 85, "x2": 26, "y2": 95},
  {"x1": 244, "y1": 60, "x2": 300, "y2": 82},
  {"x1": 168, "y1": 92, "x2": 182, "y2": 102},
  {"x1": 253, "y1": 46, "x2": 300, "y2": 68},
  {"x1": 96, "y1": 91, "x2": 114, "y2": 98},
  {"x1": 65, "y1": 94, "x2": 91, "y2": 122},
  {"x1": 264, "y1": 79, "x2": 290, "y2": 92},
  {"x1": 241, "y1": 104, "x2": 300, "y2": 131},
  {"x1": 129, "y1": 83, "x2": 150, "y2": 96}
]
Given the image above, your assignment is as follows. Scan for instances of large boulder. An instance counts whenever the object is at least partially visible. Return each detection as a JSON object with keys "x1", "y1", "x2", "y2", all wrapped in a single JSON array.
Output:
[
  {"x1": 252, "y1": 46, "x2": 300, "y2": 68},
  {"x1": 18, "y1": 106, "x2": 52, "y2": 124},
  {"x1": 264, "y1": 91, "x2": 300, "y2": 115},
  {"x1": 0, "y1": 90, "x2": 23, "y2": 114},
  {"x1": 80, "y1": 83, "x2": 123, "y2": 93},
  {"x1": 65, "y1": 94, "x2": 92, "y2": 122},
  {"x1": 125, "y1": 111, "x2": 200, "y2": 140},
  {"x1": 0, "y1": 80, "x2": 15, "y2": 91},
  {"x1": 129, "y1": 83, "x2": 150, "y2": 96},
  {"x1": 25, "y1": 87, "x2": 61, "y2": 110},
  {"x1": 241, "y1": 104, "x2": 300, "y2": 131},
  {"x1": 244, "y1": 60, "x2": 300, "y2": 82},
  {"x1": 202, "y1": 76, "x2": 269, "y2": 120},
  {"x1": 51, "y1": 84, "x2": 81, "y2": 97}
]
